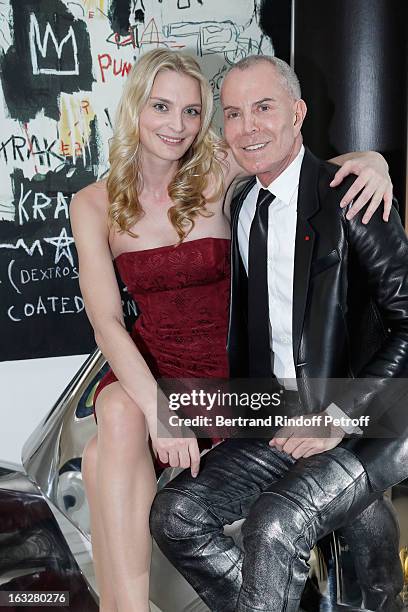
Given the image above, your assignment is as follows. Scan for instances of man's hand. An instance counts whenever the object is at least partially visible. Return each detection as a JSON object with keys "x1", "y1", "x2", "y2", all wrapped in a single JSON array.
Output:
[
  {"x1": 269, "y1": 411, "x2": 345, "y2": 459},
  {"x1": 330, "y1": 151, "x2": 392, "y2": 223}
]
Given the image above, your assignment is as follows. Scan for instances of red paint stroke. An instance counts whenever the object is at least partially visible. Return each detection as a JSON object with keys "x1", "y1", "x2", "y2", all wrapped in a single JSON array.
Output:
[
  {"x1": 60, "y1": 141, "x2": 70, "y2": 156},
  {"x1": 98, "y1": 53, "x2": 111, "y2": 82},
  {"x1": 98, "y1": 53, "x2": 132, "y2": 82},
  {"x1": 107, "y1": 30, "x2": 137, "y2": 48}
]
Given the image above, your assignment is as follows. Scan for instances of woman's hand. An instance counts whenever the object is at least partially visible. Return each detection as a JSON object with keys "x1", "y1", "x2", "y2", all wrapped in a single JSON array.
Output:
[
  {"x1": 150, "y1": 422, "x2": 201, "y2": 478},
  {"x1": 330, "y1": 151, "x2": 392, "y2": 223}
]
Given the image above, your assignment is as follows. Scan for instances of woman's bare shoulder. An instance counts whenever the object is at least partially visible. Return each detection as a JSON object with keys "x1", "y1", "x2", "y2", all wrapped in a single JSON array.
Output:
[
  {"x1": 72, "y1": 178, "x2": 108, "y2": 203},
  {"x1": 70, "y1": 179, "x2": 109, "y2": 219}
]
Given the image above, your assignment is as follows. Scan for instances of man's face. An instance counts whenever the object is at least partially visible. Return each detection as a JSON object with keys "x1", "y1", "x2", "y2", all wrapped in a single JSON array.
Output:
[{"x1": 221, "y1": 61, "x2": 306, "y2": 184}]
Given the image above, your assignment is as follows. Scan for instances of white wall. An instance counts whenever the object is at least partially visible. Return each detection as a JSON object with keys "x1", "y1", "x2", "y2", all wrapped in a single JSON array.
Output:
[{"x1": 0, "y1": 354, "x2": 88, "y2": 465}]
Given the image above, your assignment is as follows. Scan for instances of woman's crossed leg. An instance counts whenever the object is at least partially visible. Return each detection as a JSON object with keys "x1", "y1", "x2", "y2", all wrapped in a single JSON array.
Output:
[{"x1": 82, "y1": 382, "x2": 157, "y2": 612}]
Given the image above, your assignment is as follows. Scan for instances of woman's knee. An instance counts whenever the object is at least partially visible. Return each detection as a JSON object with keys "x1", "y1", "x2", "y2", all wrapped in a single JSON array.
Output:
[
  {"x1": 96, "y1": 384, "x2": 146, "y2": 438},
  {"x1": 82, "y1": 434, "x2": 98, "y2": 484}
]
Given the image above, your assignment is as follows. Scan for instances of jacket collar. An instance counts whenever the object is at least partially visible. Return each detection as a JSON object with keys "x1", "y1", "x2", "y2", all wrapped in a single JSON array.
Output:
[
  {"x1": 292, "y1": 147, "x2": 321, "y2": 366},
  {"x1": 230, "y1": 176, "x2": 256, "y2": 228}
]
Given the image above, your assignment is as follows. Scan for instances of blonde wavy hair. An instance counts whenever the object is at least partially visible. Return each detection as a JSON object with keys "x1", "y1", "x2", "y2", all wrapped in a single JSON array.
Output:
[{"x1": 107, "y1": 49, "x2": 226, "y2": 243}]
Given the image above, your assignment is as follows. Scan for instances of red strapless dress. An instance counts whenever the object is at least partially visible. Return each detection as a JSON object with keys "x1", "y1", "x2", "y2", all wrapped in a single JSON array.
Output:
[{"x1": 93, "y1": 237, "x2": 231, "y2": 430}]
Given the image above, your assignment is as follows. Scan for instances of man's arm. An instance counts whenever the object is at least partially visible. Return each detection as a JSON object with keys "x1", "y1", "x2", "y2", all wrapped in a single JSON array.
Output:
[{"x1": 330, "y1": 204, "x2": 408, "y2": 417}]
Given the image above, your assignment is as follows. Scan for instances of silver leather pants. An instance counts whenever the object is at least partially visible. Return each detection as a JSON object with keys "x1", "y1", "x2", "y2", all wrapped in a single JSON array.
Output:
[{"x1": 150, "y1": 439, "x2": 403, "y2": 611}]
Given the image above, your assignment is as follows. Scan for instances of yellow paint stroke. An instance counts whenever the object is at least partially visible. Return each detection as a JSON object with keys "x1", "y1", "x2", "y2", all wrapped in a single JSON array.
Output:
[
  {"x1": 81, "y1": 0, "x2": 109, "y2": 19},
  {"x1": 59, "y1": 93, "x2": 96, "y2": 160},
  {"x1": 400, "y1": 547, "x2": 408, "y2": 604}
]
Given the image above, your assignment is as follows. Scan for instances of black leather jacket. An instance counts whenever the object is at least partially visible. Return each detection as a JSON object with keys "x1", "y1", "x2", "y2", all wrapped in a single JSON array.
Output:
[{"x1": 227, "y1": 147, "x2": 408, "y2": 491}]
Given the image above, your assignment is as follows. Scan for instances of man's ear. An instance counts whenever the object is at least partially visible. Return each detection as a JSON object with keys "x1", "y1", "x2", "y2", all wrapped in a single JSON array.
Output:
[{"x1": 294, "y1": 99, "x2": 307, "y2": 131}]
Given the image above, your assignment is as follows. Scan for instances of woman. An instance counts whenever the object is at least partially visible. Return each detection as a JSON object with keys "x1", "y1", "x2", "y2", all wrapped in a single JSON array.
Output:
[{"x1": 70, "y1": 49, "x2": 393, "y2": 612}]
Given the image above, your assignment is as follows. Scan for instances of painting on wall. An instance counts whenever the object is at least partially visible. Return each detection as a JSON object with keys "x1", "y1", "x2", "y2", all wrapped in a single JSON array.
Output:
[{"x1": 0, "y1": 0, "x2": 291, "y2": 361}]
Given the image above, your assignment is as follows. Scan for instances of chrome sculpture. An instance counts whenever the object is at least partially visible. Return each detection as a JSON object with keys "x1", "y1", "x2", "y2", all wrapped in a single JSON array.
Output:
[{"x1": 20, "y1": 348, "x2": 209, "y2": 612}]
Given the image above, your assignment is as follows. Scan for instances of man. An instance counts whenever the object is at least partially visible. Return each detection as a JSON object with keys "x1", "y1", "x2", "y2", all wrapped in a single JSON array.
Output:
[{"x1": 150, "y1": 56, "x2": 408, "y2": 611}]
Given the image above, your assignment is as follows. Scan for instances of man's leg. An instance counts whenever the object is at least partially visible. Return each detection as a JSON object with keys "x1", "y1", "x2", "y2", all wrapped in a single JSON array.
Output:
[
  {"x1": 339, "y1": 498, "x2": 403, "y2": 610},
  {"x1": 237, "y1": 447, "x2": 403, "y2": 612},
  {"x1": 150, "y1": 438, "x2": 297, "y2": 612}
]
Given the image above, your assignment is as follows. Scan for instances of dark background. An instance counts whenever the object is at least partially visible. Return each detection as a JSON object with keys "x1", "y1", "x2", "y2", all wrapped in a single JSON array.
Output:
[{"x1": 294, "y1": 0, "x2": 407, "y2": 226}]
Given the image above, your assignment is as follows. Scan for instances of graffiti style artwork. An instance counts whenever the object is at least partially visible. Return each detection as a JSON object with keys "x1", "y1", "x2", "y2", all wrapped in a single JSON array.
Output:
[{"x1": 0, "y1": 0, "x2": 289, "y2": 361}]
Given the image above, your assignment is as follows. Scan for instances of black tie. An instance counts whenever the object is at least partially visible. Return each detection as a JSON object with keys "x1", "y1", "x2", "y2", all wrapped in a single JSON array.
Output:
[{"x1": 248, "y1": 188, "x2": 276, "y2": 377}]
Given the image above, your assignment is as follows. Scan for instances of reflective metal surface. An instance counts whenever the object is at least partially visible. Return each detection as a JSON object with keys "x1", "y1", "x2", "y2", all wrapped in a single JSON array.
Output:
[
  {"x1": 0, "y1": 465, "x2": 98, "y2": 611},
  {"x1": 22, "y1": 350, "x2": 105, "y2": 513}
]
